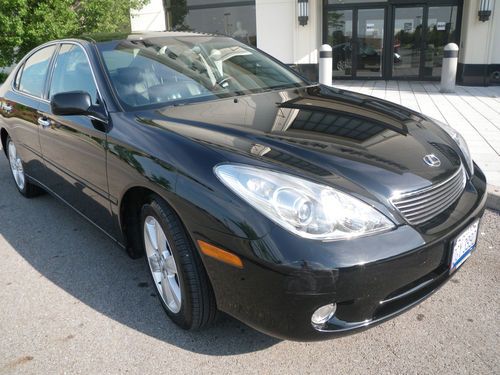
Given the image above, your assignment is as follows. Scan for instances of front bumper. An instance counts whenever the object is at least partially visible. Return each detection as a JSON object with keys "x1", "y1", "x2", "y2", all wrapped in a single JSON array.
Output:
[{"x1": 197, "y1": 166, "x2": 487, "y2": 341}]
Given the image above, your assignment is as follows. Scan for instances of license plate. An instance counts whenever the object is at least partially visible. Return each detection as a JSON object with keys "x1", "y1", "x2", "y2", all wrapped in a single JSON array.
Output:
[{"x1": 450, "y1": 220, "x2": 479, "y2": 272}]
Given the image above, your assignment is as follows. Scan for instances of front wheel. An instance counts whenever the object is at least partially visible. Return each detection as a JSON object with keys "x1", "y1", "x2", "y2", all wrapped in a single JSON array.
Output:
[
  {"x1": 6, "y1": 136, "x2": 43, "y2": 198},
  {"x1": 140, "y1": 196, "x2": 216, "y2": 330}
]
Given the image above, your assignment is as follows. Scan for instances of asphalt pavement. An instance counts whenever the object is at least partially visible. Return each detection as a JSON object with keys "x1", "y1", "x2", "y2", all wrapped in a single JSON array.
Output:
[{"x1": 0, "y1": 149, "x2": 499, "y2": 375}]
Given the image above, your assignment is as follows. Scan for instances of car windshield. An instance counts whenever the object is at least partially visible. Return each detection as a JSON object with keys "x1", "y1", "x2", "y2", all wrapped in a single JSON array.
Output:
[{"x1": 97, "y1": 35, "x2": 308, "y2": 110}]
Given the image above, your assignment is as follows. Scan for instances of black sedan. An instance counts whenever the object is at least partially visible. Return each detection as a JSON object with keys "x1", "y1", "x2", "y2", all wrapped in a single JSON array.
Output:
[{"x1": 0, "y1": 32, "x2": 486, "y2": 341}]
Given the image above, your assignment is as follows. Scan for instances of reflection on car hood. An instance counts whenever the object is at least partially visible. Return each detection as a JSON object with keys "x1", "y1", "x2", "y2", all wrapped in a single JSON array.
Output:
[{"x1": 147, "y1": 85, "x2": 462, "y2": 201}]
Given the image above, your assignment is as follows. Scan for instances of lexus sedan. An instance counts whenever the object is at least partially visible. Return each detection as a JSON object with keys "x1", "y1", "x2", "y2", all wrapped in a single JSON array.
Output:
[{"x1": 0, "y1": 32, "x2": 487, "y2": 341}]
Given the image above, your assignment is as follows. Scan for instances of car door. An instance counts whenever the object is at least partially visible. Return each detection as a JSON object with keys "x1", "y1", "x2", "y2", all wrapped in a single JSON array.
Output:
[
  {"x1": 37, "y1": 43, "x2": 114, "y2": 234},
  {"x1": 0, "y1": 45, "x2": 58, "y2": 183}
]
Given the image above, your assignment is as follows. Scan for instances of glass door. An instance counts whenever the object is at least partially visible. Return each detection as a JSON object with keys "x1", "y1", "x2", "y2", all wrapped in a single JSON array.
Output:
[
  {"x1": 327, "y1": 10, "x2": 354, "y2": 78},
  {"x1": 424, "y1": 6, "x2": 459, "y2": 79},
  {"x1": 392, "y1": 6, "x2": 424, "y2": 78},
  {"x1": 356, "y1": 8, "x2": 385, "y2": 77},
  {"x1": 326, "y1": 7, "x2": 385, "y2": 78},
  {"x1": 325, "y1": 1, "x2": 462, "y2": 80}
]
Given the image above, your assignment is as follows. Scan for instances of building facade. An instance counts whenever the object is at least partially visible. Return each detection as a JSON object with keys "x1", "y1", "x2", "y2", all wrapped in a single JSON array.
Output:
[{"x1": 132, "y1": 0, "x2": 500, "y2": 86}]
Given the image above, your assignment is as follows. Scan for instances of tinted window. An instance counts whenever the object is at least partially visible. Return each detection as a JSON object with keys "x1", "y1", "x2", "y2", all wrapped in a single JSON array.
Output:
[
  {"x1": 19, "y1": 45, "x2": 57, "y2": 97},
  {"x1": 49, "y1": 44, "x2": 98, "y2": 104},
  {"x1": 98, "y1": 36, "x2": 306, "y2": 109}
]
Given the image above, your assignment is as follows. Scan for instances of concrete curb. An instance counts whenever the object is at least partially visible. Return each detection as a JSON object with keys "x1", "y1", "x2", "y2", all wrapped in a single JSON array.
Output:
[{"x1": 486, "y1": 185, "x2": 500, "y2": 212}]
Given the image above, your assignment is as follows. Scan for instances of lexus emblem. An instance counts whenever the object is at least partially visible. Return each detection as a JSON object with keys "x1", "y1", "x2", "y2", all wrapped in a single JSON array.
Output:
[{"x1": 423, "y1": 154, "x2": 441, "y2": 167}]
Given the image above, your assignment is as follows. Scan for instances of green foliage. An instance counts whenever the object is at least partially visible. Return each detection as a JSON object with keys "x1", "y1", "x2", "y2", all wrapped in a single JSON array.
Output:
[
  {"x1": 0, "y1": 0, "x2": 149, "y2": 66},
  {"x1": 0, "y1": 72, "x2": 8, "y2": 83}
]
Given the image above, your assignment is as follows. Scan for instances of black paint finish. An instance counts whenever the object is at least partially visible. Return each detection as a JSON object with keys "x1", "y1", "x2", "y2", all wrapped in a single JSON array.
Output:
[{"x1": 0, "y1": 34, "x2": 487, "y2": 341}]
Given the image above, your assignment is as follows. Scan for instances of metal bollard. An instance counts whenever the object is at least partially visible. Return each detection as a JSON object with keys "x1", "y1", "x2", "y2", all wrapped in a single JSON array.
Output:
[
  {"x1": 440, "y1": 43, "x2": 459, "y2": 93},
  {"x1": 319, "y1": 44, "x2": 332, "y2": 86}
]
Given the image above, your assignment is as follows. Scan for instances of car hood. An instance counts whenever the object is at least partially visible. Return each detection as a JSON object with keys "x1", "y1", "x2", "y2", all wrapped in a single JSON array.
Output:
[{"x1": 145, "y1": 85, "x2": 462, "y2": 204}]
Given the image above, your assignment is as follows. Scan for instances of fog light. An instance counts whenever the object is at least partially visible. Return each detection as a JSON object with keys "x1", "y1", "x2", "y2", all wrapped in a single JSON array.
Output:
[{"x1": 311, "y1": 303, "x2": 336, "y2": 325}]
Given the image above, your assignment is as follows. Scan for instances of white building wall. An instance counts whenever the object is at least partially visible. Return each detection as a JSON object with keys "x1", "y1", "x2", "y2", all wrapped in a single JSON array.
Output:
[
  {"x1": 459, "y1": 0, "x2": 499, "y2": 65},
  {"x1": 130, "y1": 0, "x2": 166, "y2": 32},
  {"x1": 256, "y1": 0, "x2": 294, "y2": 63},
  {"x1": 256, "y1": 0, "x2": 321, "y2": 65}
]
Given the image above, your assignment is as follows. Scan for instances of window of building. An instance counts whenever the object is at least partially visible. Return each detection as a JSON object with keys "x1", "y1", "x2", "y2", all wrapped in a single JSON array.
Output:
[
  {"x1": 328, "y1": 0, "x2": 387, "y2": 3},
  {"x1": 167, "y1": 0, "x2": 257, "y2": 46}
]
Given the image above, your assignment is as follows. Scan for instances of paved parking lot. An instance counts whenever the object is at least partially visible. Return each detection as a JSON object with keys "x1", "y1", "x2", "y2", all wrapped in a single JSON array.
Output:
[{"x1": 0, "y1": 147, "x2": 499, "y2": 374}]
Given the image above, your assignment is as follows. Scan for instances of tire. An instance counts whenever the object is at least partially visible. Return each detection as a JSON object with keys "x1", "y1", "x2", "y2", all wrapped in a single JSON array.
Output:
[
  {"x1": 140, "y1": 196, "x2": 216, "y2": 330},
  {"x1": 6, "y1": 136, "x2": 43, "y2": 198}
]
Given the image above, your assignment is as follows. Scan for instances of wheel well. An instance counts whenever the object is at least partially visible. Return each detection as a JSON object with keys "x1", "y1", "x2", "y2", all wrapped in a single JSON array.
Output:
[
  {"x1": 1, "y1": 128, "x2": 8, "y2": 156},
  {"x1": 120, "y1": 186, "x2": 217, "y2": 309},
  {"x1": 120, "y1": 187, "x2": 156, "y2": 259}
]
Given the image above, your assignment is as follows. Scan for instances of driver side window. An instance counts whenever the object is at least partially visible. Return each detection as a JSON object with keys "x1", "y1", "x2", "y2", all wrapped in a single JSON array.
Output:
[{"x1": 49, "y1": 44, "x2": 98, "y2": 104}]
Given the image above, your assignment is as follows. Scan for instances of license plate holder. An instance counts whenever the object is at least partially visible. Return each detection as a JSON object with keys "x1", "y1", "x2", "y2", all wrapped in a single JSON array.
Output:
[{"x1": 450, "y1": 219, "x2": 479, "y2": 272}]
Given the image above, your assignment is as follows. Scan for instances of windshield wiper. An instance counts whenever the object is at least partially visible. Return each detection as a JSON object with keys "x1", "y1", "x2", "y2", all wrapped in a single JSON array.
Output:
[{"x1": 261, "y1": 83, "x2": 299, "y2": 92}]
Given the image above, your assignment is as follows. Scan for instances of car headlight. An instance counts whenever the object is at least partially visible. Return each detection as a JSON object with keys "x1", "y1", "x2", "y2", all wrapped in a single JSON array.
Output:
[
  {"x1": 214, "y1": 164, "x2": 395, "y2": 240},
  {"x1": 434, "y1": 120, "x2": 474, "y2": 174}
]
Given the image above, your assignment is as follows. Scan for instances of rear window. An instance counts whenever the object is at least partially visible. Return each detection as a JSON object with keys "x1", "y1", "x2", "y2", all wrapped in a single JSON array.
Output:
[{"x1": 18, "y1": 45, "x2": 57, "y2": 98}]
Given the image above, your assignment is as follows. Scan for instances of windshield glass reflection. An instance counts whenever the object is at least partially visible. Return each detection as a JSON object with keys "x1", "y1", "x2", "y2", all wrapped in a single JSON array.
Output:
[{"x1": 97, "y1": 36, "x2": 306, "y2": 110}]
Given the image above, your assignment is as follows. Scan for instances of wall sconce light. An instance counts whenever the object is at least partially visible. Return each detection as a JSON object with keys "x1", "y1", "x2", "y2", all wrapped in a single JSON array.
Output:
[
  {"x1": 478, "y1": 0, "x2": 492, "y2": 22},
  {"x1": 298, "y1": 0, "x2": 309, "y2": 26}
]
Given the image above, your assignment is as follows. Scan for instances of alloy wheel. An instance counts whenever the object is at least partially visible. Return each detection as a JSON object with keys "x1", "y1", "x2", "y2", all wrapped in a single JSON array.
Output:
[
  {"x1": 144, "y1": 216, "x2": 182, "y2": 313},
  {"x1": 8, "y1": 140, "x2": 25, "y2": 190}
]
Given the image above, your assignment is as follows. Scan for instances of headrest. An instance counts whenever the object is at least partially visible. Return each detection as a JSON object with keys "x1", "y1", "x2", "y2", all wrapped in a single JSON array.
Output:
[{"x1": 115, "y1": 67, "x2": 144, "y2": 85}]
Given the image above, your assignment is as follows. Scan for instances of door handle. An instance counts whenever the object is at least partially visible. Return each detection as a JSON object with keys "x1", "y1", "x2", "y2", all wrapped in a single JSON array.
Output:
[
  {"x1": 1, "y1": 102, "x2": 12, "y2": 113},
  {"x1": 37, "y1": 117, "x2": 51, "y2": 128}
]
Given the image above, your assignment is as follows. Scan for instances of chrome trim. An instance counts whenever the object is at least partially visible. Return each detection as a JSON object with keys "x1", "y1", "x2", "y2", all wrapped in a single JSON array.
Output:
[
  {"x1": 391, "y1": 165, "x2": 466, "y2": 225},
  {"x1": 37, "y1": 117, "x2": 51, "y2": 128},
  {"x1": 397, "y1": 174, "x2": 464, "y2": 211},
  {"x1": 12, "y1": 85, "x2": 51, "y2": 104},
  {"x1": 391, "y1": 166, "x2": 464, "y2": 200},
  {"x1": 380, "y1": 278, "x2": 434, "y2": 305},
  {"x1": 423, "y1": 154, "x2": 441, "y2": 168}
]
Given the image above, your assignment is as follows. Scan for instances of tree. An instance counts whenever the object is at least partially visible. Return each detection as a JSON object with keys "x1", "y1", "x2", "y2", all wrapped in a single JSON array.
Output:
[{"x1": 0, "y1": 0, "x2": 149, "y2": 67}]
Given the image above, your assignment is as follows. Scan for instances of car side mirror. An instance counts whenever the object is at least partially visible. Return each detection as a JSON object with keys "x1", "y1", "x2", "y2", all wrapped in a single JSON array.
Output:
[
  {"x1": 51, "y1": 91, "x2": 92, "y2": 116},
  {"x1": 51, "y1": 91, "x2": 108, "y2": 124}
]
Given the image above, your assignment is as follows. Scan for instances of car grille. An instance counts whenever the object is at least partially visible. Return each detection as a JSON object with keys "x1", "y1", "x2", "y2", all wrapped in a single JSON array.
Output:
[{"x1": 391, "y1": 166, "x2": 466, "y2": 225}]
